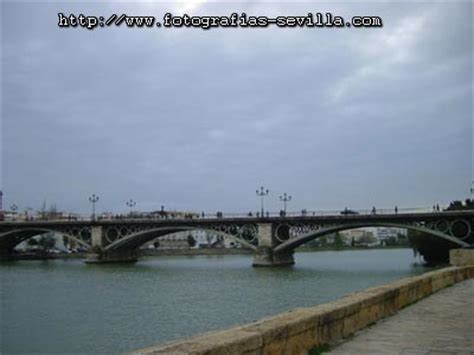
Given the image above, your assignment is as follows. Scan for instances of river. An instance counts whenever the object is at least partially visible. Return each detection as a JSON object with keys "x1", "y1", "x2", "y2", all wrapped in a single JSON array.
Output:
[{"x1": 0, "y1": 249, "x2": 431, "y2": 354}]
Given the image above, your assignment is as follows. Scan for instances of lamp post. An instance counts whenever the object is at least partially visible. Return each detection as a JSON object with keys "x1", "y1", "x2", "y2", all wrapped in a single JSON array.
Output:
[
  {"x1": 126, "y1": 199, "x2": 136, "y2": 215},
  {"x1": 279, "y1": 193, "x2": 292, "y2": 213},
  {"x1": 89, "y1": 194, "x2": 99, "y2": 221},
  {"x1": 256, "y1": 186, "x2": 269, "y2": 217}
]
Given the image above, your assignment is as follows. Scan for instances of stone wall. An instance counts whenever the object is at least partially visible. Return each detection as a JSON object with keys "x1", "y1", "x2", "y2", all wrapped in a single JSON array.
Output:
[
  {"x1": 133, "y1": 265, "x2": 474, "y2": 355},
  {"x1": 450, "y1": 248, "x2": 474, "y2": 266}
]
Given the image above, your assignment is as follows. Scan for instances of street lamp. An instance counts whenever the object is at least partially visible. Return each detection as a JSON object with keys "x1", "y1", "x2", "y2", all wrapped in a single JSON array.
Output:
[
  {"x1": 279, "y1": 193, "x2": 292, "y2": 213},
  {"x1": 89, "y1": 194, "x2": 99, "y2": 221},
  {"x1": 126, "y1": 199, "x2": 136, "y2": 215},
  {"x1": 256, "y1": 186, "x2": 269, "y2": 217}
]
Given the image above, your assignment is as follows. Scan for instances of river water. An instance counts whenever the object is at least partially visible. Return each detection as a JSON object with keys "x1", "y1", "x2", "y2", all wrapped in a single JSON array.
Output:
[{"x1": 1, "y1": 249, "x2": 430, "y2": 354}]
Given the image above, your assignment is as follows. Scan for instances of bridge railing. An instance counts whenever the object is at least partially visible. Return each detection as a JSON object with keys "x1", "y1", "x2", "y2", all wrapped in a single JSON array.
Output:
[
  {"x1": 2, "y1": 206, "x2": 457, "y2": 222},
  {"x1": 204, "y1": 207, "x2": 435, "y2": 219}
]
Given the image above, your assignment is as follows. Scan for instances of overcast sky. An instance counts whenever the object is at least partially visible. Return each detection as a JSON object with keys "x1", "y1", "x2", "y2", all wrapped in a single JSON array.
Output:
[{"x1": 1, "y1": 1, "x2": 472, "y2": 215}]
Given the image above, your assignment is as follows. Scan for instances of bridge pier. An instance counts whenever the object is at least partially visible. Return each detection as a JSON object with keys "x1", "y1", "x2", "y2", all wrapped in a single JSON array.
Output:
[
  {"x1": 252, "y1": 247, "x2": 295, "y2": 267},
  {"x1": 0, "y1": 249, "x2": 15, "y2": 261},
  {"x1": 252, "y1": 223, "x2": 295, "y2": 267},
  {"x1": 85, "y1": 225, "x2": 138, "y2": 263}
]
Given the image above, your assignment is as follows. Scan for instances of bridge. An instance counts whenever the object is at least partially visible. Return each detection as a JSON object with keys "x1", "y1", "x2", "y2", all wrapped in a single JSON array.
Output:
[{"x1": 0, "y1": 210, "x2": 472, "y2": 266}]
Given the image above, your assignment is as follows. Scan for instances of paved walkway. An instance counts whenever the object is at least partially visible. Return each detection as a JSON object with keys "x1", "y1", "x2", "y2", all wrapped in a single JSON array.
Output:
[{"x1": 329, "y1": 279, "x2": 474, "y2": 355}]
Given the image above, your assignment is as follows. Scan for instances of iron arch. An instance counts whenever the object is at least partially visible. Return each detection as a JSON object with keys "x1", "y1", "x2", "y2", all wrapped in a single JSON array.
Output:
[
  {"x1": 273, "y1": 222, "x2": 470, "y2": 254},
  {"x1": 0, "y1": 228, "x2": 91, "y2": 251},
  {"x1": 104, "y1": 226, "x2": 258, "y2": 252}
]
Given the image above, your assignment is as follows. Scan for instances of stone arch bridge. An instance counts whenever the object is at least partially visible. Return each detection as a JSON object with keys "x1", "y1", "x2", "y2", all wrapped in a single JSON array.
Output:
[{"x1": 0, "y1": 211, "x2": 472, "y2": 266}]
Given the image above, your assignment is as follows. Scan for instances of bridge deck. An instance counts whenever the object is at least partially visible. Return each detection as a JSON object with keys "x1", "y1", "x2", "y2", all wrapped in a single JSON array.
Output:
[
  {"x1": 1, "y1": 210, "x2": 472, "y2": 227},
  {"x1": 329, "y1": 279, "x2": 474, "y2": 354}
]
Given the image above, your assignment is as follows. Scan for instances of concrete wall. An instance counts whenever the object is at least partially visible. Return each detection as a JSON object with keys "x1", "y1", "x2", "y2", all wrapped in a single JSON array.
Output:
[{"x1": 133, "y1": 265, "x2": 474, "y2": 355}]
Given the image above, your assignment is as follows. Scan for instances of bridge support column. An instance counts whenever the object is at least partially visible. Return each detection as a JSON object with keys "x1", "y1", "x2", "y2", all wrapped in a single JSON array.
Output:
[
  {"x1": 252, "y1": 247, "x2": 295, "y2": 267},
  {"x1": 0, "y1": 249, "x2": 15, "y2": 261},
  {"x1": 91, "y1": 226, "x2": 104, "y2": 249},
  {"x1": 85, "y1": 226, "x2": 138, "y2": 264},
  {"x1": 252, "y1": 223, "x2": 295, "y2": 267}
]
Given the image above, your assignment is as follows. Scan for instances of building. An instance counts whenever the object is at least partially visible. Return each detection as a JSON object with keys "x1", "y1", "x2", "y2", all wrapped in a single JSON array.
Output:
[
  {"x1": 376, "y1": 227, "x2": 406, "y2": 243},
  {"x1": 141, "y1": 229, "x2": 241, "y2": 250},
  {"x1": 341, "y1": 228, "x2": 376, "y2": 245}
]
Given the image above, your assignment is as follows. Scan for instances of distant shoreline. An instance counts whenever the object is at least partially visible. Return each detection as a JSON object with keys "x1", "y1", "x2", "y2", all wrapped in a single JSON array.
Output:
[
  {"x1": 141, "y1": 248, "x2": 253, "y2": 257},
  {"x1": 296, "y1": 245, "x2": 411, "y2": 252},
  {"x1": 1, "y1": 246, "x2": 412, "y2": 261}
]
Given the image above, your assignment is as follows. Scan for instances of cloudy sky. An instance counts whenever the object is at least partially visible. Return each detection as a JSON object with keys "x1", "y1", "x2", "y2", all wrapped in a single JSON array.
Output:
[{"x1": 1, "y1": 1, "x2": 472, "y2": 215}]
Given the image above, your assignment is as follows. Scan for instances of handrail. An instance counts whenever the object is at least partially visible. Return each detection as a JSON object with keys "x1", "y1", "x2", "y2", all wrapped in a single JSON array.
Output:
[{"x1": 2, "y1": 207, "x2": 473, "y2": 222}]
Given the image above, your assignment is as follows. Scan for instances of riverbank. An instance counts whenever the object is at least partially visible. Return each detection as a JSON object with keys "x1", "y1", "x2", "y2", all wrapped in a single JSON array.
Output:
[
  {"x1": 0, "y1": 252, "x2": 86, "y2": 261},
  {"x1": 141, "y1": 248, "x2": 253, "y2": 257},
  {"x1": 3, "y1": 246, "x2": 412, "y2": 262},
  {"x1": 134, "y1": 256, "x2": 473, "y2": 354},
  {"x1": 0, "y1": 248, "x2": 252, "y2": 261}
]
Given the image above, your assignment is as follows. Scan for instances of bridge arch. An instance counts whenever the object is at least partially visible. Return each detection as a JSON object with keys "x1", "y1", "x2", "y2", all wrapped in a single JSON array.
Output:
[
  {"x1": 273, "y1": 222, "x2": 470, "y2": 254},
  {"x1": 104, "y1": 226, "x2": 258, "y2": 252},
  {"x1": 0, "y1": 228, "x2": 91, "y2": 251}
]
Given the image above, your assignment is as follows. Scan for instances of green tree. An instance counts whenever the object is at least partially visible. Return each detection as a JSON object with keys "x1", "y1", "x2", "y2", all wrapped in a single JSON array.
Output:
[
  {"x1": 187, "y1": 234, "x2": 196, "y2": 247},
  {"x1": 38, "y1": 233, "x2": 56, "y2": 253},
  {"x1": 385, "y1": 236, "x2": 398, "y2": 246},
  {"x1": 333, "y1": 233, "x2": 344, "y2": 248},
  {"x1": 397, "y1": 233, "x2": 408, "y2": 246},
  {"x1": 27, "y1": 238, "x2": 38, "y2": 247}
]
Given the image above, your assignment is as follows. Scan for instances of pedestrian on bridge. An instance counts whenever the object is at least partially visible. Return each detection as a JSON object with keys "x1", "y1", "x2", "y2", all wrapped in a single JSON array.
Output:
[{"x1": 395, "y1": 206, "x2": 398, "y2": 214}]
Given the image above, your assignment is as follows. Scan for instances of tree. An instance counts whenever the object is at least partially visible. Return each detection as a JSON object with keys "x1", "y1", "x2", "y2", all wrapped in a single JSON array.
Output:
[
  {"x1": 206, "y1": 233, "x2": 215, "y2": 248},
  {"x1": 397, "y1": 233, "x2": 408, "y2": 246},
  {"x1": 319, "y1": 236, "x2": 328, "y2": 247},
  {"x1": 27, "y1": 238, "x2": 38, "y2": 247},
  {"x1": 37, "y1": 233, "x2": 56, "y2": 253},
  {"x1": 385, "y1": 236, "x2": 398, "y2": 246},
  {"x1": 333, "y1": 233, "x2": 344, "y2": 248},
  {"x1": 187, "y1": 234, "x2": 196, "y2": 247}
]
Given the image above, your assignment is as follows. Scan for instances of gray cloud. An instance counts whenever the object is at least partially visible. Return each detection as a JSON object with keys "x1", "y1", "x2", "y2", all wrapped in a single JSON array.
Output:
[{"x1": 2, "y1": 1, "x2": 472, "y2": 215}]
